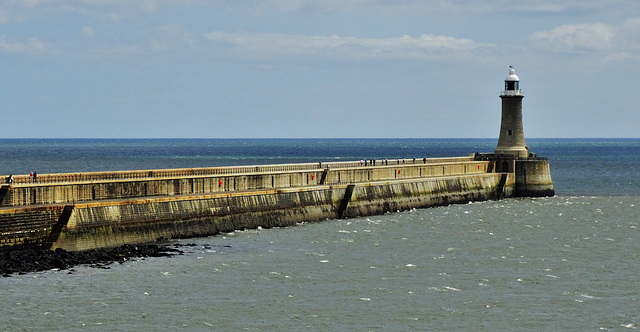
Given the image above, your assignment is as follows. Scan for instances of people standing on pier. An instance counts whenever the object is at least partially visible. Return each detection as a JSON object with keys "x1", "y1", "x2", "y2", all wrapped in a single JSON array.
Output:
[
  {"x1": 33, "y1": 171, "x2": 37, "y2": 183},
  {"x1": 29, "y1": 172, "x2": 33, "y2": 182}
]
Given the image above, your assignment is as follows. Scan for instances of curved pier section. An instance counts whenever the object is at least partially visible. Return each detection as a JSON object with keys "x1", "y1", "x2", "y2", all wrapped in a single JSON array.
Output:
[{"x1": 0, "y1": 157, "x2": 522, "y2": 251}]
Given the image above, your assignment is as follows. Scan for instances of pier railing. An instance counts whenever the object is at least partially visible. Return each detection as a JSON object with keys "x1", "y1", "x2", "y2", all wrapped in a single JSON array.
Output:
[{"x1": 3, "y1": 156, "x2": 474, "y2": 185}]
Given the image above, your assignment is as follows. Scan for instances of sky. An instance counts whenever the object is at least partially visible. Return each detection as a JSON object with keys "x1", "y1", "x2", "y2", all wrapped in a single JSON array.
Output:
[{"x1": 1, "y1": 0, "x2": 639, "y2": 138}]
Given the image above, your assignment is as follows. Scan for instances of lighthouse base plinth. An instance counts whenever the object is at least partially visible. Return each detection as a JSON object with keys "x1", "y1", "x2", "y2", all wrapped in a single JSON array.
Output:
[
  {"x1": 514, "y1": 159, "x2": 555, "y2": 197},
  {"x1": 476, "y1": 154, "x2": 555, "y2": 198}
]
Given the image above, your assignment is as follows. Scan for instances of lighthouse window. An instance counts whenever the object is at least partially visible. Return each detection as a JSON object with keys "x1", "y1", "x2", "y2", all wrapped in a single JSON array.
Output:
[{"x1": 508, "y1": 130, "x2": 512, "y2": 136}]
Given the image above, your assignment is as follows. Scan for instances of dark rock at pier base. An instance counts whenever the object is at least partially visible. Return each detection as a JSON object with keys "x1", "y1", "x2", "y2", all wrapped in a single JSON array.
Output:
[{"x1": 0, "y1": 244, "x2": 183, "y2": 277}]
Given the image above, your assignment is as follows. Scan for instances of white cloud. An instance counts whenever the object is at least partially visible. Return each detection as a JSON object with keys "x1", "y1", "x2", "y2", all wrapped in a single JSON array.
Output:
[
  {"x1": 603, "y1": 18, "x2": 640, "y2": 63},
  {"x1": 86, "y1": 44, "x2": 141, "y2": 60},
  {"x1": 530, "y1": 23, "x2": 615, "y2": 51},
  {"x1": 202, "y1": 31, "x2": 492, "y2": 62},
  {"x1": 506, "y1": 0, "x2": 625, "y2": 14},
  {"x1": 0, "y1": 8, "x2": 24, "y2": 24},
  {"x1": 179, "y1": 0, "x2": 632, "y2": 16},
  {"x1": 527, "y1": 19, "x2": 640, "y2": 66},
  {"x1": 619, "y1": 18, "x2": 640, "y2": 49},
  {"x1": 3, "y1": 0, "x2": 43, "y2": 8},
  {"x1": 0, "y1": 0, "x2": 178, "y2": 23},
  {"x1": 82, "y1": 26, "x2": 95, "y2": 38},
  {"x1": 155, "y1": 24, "x2": 198, "y2": 50},
  {"x1": 605, "y1": 52, "x2": 640, "y2": 63},
  {"x1": 3, "y1": 0, "x2": 632, "y2": 24},
  {"x1": 0, "y1": 37, "x2": 54, "y2": 55}
]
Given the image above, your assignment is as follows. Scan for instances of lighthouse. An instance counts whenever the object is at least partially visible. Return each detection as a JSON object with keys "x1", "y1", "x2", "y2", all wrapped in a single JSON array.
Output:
[
  {"x1": 478, "y1": 65, "x2": 554, "y2": 197},
  {"x1": 494, "y1": 66, "x2": 529, "y2": 158}
]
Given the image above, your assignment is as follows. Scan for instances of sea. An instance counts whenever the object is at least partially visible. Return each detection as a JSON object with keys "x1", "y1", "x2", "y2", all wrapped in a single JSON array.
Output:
[{"x1": 0, "y1": 138, "x2": 639, "y2": 331}]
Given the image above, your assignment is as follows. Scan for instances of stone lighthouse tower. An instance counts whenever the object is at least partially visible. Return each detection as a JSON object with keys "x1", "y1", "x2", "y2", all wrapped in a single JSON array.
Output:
[
  {"x1": 495, "y1": 66, "x2": 529, "y2": 158},
  {"x1": 479, "y1": 65, "x2": 555, "y2": 197}
]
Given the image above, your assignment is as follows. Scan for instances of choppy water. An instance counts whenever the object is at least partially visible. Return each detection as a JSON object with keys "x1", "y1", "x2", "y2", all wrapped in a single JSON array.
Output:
[{"x1": 1, "y1": 138, "x2": 639, "y2": 331}]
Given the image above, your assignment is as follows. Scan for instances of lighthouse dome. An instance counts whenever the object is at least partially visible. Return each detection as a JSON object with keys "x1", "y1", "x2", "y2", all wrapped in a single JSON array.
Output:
[{"x1": 505, "y1": 66, "x2": 519, "y2": 82}]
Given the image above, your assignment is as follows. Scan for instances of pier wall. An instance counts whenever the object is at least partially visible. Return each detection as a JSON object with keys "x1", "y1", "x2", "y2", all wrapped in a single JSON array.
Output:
[
  {"x1": 0, "y1": 205, "x2": 63, "y2": 248},
  {"x1": 0, "y1": 157, "x2": 535, "y2": 251},
  {"x1": 50, "y1": 173, "x2": 513, "y2": 251},
  {"x1": 0, "y1": 160, "x2": 488, "y2": 207}
]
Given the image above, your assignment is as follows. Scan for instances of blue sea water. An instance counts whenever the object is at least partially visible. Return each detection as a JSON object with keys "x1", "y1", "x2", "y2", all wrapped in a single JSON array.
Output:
[{"x1": 1, "y1": 138, "x2": 639, "y2": 331}]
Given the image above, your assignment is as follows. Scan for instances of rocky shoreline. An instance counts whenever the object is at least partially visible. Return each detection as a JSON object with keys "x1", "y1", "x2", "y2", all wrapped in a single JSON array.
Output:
[{"x1": 0, "y1": 244, "x2": 185, "y2": 277}]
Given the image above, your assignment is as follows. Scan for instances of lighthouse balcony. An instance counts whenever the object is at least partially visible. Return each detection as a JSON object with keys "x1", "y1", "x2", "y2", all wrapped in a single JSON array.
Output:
[{"x1": 501, "y1": 89, "x2": 523, "y2": 96}]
